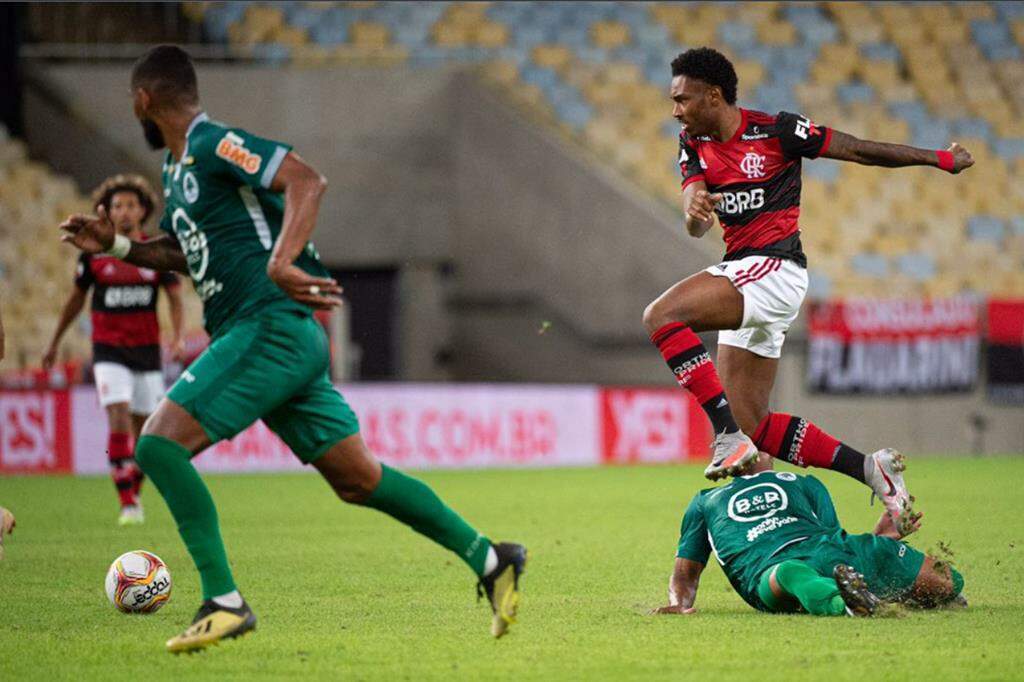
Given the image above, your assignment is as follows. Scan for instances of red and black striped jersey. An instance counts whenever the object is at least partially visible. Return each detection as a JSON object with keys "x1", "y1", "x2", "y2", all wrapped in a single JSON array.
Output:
[
  {"x1": 678, "y1": 109, "x2": 832, "y2": 267},
  {"x1": 74, "y1": 252, "x2": 179, "y2": 371}
]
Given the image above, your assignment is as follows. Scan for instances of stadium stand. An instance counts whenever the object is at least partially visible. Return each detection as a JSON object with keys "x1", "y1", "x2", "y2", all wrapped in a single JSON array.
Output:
[
  {"x1": 0, "y1": 125, "x2": 204, "y2": 373},
  {"x1": 180, "y1": 0, "x2": 1023, "y2": 300}
]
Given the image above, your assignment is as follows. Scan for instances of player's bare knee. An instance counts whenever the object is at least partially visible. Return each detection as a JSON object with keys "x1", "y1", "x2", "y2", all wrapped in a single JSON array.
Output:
[
  {"x1": 643, "y1": 298, "x2": 693, "y2": 334},
  {"x1": 335, "y1": 478, "x2": 376, "y2": 505}
]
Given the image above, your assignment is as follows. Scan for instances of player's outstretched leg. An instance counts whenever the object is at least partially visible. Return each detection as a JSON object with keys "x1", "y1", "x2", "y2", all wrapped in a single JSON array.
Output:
[
  {"x1": 133, "y1": 399, "x2": 256, "y2": 653},
  {"x1": 758, "y1": 560, "x2": 848, "y2": 616},
  {"x1": 313, "y1": 434, "x2": 527, "y2": 638},
  {"x1": 752, "y1": 413, "x2": 915, "y2": 530},
  {"x1": 643, "y1": 273, "x2": 758, "y2": 480}
]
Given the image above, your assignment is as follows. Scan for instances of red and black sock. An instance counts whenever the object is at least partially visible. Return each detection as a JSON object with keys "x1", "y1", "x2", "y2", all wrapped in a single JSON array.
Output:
[
  {"x1": 128, "y1": 436, "x2": 145, "y2": 498},
  {"x1": 753, "y1": 412, "x2": 866, "y2": 483},
  {"x1": 108, "y1": 432, "x2": 138, "y2": 507},
  {"x1": 651, "y1": 322, "x2": 739, "y2": 435}
]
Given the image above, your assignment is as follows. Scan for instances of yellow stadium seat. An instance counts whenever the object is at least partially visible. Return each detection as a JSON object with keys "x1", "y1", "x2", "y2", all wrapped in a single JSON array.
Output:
[
  {"x1": 604, "y1": 61, "x2": 643, "y2": 85},
  {"x1": 350, "y1": 22, "x2": 389, "y2": 47},
  {"x1": 472, "y1": 21, "x2": 508, "y2": 48},
  {"x1": 591, "y1": 21, "x2": 631, "y2": 49},
  {"x1": 432, "y1": 23, "x2": 470, "y2": 47},
  {"x1": 480, "y1": 60, "x2": 519, "y2": 86},
  {"x1": 268, "y1": 25, "x2": 308, "y2": 48},
  {"x1": 858, "y1": 59, "x2": 900, "y2": 90},
  {"x1": 957, "y1": 2, "x2": 995, "y2": 21},
  {"x1": 757, "y1": 20, "x2": 797, "y2": 46}
]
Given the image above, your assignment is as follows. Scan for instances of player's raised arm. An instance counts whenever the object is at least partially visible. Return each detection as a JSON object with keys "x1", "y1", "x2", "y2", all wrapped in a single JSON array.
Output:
[
  {"x1": 653, "y1": 557, "x2": 704, "y2": 614},
  {"x1": 823, "y1": 133, "x2": 974, "y2": 174},
  {"x1": 59, "y1": 206, "x2": 189, "y2": 274},
  {"x1": 264, "y1": 152, "x2": 343, "y2": 310}
]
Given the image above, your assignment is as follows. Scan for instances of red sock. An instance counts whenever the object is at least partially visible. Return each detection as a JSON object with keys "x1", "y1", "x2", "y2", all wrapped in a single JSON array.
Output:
[
  {"x1": 108, "y1": 432, "x2": 137, "y2": 507},
  {"x1": 752, "y1": 413, "x2": 840, "y2": 469},
  {"x1": 651, "y1": 322, "x2": 739, "y2": 434}
]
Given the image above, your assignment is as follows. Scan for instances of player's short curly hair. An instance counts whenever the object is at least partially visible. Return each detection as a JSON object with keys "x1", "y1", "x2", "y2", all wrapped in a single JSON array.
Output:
[
  {"x1": 671, "y1": 47, "x2": 738, "y2": 105},
  {"x1": 91, "y1": 174, "x2": 158, "y2": 224}
]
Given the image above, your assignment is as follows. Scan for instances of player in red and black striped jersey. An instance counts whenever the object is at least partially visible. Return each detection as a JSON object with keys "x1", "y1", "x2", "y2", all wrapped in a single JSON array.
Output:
[
  {"x1": 44, "y1": 175, "x2": 185, "y2": 525},
  {"x1": 643, "y1": 48, "x2": 973, "y2": 530}
]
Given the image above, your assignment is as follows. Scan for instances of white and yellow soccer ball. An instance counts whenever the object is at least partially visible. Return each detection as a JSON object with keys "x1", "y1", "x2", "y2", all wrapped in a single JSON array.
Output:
[{"x1": 105, "y1": 550, "x2": 172, "y2": 613}]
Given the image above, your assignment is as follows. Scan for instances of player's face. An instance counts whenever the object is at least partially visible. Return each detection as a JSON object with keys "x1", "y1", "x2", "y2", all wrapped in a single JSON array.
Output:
[
  {"x1": 132, "y1": 87, "x2": 165, "y2": 150},
  {"x1": 108, "y1": 191, "x2": 145, "y2": 235},
  {"x1": 670, "y1": 76, "x2": 715, "y2": 137}
]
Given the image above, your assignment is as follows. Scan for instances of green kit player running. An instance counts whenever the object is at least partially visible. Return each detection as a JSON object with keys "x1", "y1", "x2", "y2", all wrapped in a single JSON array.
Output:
[
  {"x1": 653, "y1": 453, "x2": 964, "y2": 617},
  {"x1": 60, "y1": 45, "x2": 526, "y2": 652}
]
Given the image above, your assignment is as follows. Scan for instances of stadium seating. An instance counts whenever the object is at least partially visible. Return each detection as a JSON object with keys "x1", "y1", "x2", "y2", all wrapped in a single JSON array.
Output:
[
  {"x1": 0, "y1": 126, "x2": 205, "y2": 372},
  {"x1": 185, "y1": 0, "x2": 1023, "y2": 300}
]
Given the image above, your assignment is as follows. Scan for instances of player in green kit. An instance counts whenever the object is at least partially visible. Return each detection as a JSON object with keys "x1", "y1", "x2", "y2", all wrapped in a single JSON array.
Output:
[
  {"x1": 653, "y1": 452, "x2": 965, "y2": 617},
  {"x1": 59, "y1": 45, "x2": 526, "y2": 652}
]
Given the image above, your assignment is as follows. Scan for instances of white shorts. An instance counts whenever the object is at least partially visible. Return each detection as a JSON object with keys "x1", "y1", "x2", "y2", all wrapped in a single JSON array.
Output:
[
  {"x1": 705, "y1": 255, "x2": 808, "y2": 359},
  {"x1": 93, "y1": 362, "x2": 165, "y2": 414}
]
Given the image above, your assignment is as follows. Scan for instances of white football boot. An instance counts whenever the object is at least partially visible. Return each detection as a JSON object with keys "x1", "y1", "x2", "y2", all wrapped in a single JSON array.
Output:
[
  {"x1": 865, "y1": 449, "x2": 915, "y2": 537},
  {"x1": 704, "y1": 430, "x2": 760, "y2": 481},
  {"x1": 118, "y1": 503, "x2": 145, "y2": 526}
]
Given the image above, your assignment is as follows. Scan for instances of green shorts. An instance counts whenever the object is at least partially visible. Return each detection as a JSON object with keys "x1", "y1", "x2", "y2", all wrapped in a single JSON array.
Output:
[
  {"x1": 167, "y1": 307, "x2": 359, "y2": 463},
  {"x1": 765, "y1": 530, "x2": 925, "y2": 603}
]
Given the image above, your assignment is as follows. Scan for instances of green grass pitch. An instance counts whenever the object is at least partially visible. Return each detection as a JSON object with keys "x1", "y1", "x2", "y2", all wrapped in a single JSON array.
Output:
[{"x1": 1, "y1": 457, "x2": 1021, "y2": 680}]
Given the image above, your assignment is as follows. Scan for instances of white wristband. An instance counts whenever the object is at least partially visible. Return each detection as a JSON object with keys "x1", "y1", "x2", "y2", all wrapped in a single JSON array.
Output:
[{"x1": 105, "y1": 233, "x2": 132, "y2": 259}]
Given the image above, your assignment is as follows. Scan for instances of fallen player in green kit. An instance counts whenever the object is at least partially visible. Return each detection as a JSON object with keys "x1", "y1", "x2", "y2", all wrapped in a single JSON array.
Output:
[{"x1": 653, "y1": 453, "x2": 964, "y2": 616}]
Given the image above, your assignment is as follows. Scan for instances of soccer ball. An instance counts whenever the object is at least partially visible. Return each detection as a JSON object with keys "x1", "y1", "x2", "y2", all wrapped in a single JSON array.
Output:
[{"x1": 105, "y1": 550, "x2": 172, "y2": 613}]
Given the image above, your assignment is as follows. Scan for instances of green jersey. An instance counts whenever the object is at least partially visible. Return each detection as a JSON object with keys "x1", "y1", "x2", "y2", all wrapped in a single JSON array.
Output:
[
  {"x1": 159, "y1": 112, "x2": 328, "y2": 337},
  {"x1": 676, "y1": 471, "x2": 840, "y2": 608}
]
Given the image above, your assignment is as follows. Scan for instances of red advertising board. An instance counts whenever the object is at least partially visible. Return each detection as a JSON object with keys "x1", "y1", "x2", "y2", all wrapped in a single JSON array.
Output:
[
  {"x1": 600, "y1": 387, "x2": 711, "y2": 464},
  {"x1": 0, "y1": 390, "x2": 72, "y2": 474}
]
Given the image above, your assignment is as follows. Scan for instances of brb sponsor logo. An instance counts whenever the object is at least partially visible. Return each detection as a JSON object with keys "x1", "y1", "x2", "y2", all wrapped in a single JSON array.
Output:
[
  {"x1": 715, "y1": 188, "x2": 765, "y2": 215},
  {"x1": 103, "y1": 286, "x2": 154, "y2": 308},
  {"x1": 740, "y1": 152, "x2": 766, "y2": 179}
]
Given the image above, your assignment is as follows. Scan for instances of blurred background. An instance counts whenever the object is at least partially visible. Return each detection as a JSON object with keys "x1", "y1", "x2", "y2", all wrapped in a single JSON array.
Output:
[{"x1": 0, "y1": 2, "x2": 1021, "y2": 472}]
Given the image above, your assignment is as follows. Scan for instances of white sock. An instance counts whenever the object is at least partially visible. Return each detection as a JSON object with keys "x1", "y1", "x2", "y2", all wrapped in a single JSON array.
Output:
[
  {"x1": 483, "y1": 546, "x2": 499, "y2": 576},
  {"x1": 212, "y1": 590, "x2": 243, "y2": 609}
]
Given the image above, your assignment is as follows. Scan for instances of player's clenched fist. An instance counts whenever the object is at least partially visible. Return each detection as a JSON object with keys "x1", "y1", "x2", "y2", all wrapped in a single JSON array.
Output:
[
  {"x1": 947, "y1": 142, "x2": 974, "y2": 174},
  {"x1": 687, "y1": 190, "x2": 723, "y2": 223}
]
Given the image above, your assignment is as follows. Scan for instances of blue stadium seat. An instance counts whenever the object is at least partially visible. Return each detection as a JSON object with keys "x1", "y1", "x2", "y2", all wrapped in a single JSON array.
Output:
[
  {"x1": 953, "y1": 118, "x2": 995, "y2": 143},
  {"x1": 967, "y1": 216, "x2": 1007, "y2": 243},
  {"x1": 995, "y1": 0, "x2": 1024, "y2": 20},
  {"x1": 1009, "y1": 216, "x2": 1024, "y2": 236},
  {"x1": 860, "y1": 43, "x2": 901, "y2": 62},
  {"x1": 202, "y1": 3, "x2": 248, "y2": 43},
  {"x1": 718, "y1": 22, "x2": 757, "y2": 50},
  {"x1": 837, "y1": 82, "x2": 875, "y2": 105},
  {"x1": 806, "y1": 269, "x2": 833, "y2": 300},
  {"x1": 911, "y1": 120, "x2": 953, "y2": 150},
  {"x1": 993, "y1": 139, "x2": 1024, "y2": 159},
  {"x1": 804, "y1": 159, "x2": 842, "y2": 184},
  {"x1": 896, "y1": 253, "x2": 937, "y2": 281},
  {"x1": 851, "y1": 253, "x2": 889, "y2": 278}
]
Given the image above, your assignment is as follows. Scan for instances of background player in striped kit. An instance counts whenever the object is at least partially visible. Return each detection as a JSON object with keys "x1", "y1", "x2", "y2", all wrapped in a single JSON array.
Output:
[
  {"x1": 44, "y1": 175, "x2": 185, "y2": 525},
  {"x1": 643, "y1": 48, "x2": 974, "y2": 531}
]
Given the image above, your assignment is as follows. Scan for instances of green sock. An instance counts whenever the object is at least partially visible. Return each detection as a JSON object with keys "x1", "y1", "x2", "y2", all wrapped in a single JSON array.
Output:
[
  {"x1": 363, "y1": 464, "x2": 491, "y2": 577},
  {"x1": 758, "y1": 560, "x2": 846, "y2": 616},
  {"x1": 135, "y1": 435, "x2": 236, "y2": 599}
]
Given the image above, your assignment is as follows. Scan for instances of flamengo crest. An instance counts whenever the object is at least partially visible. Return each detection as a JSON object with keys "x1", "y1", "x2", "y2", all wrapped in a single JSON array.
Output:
[{"x1": 740, "y1": 152, "x2": 766, "y2": 179}]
